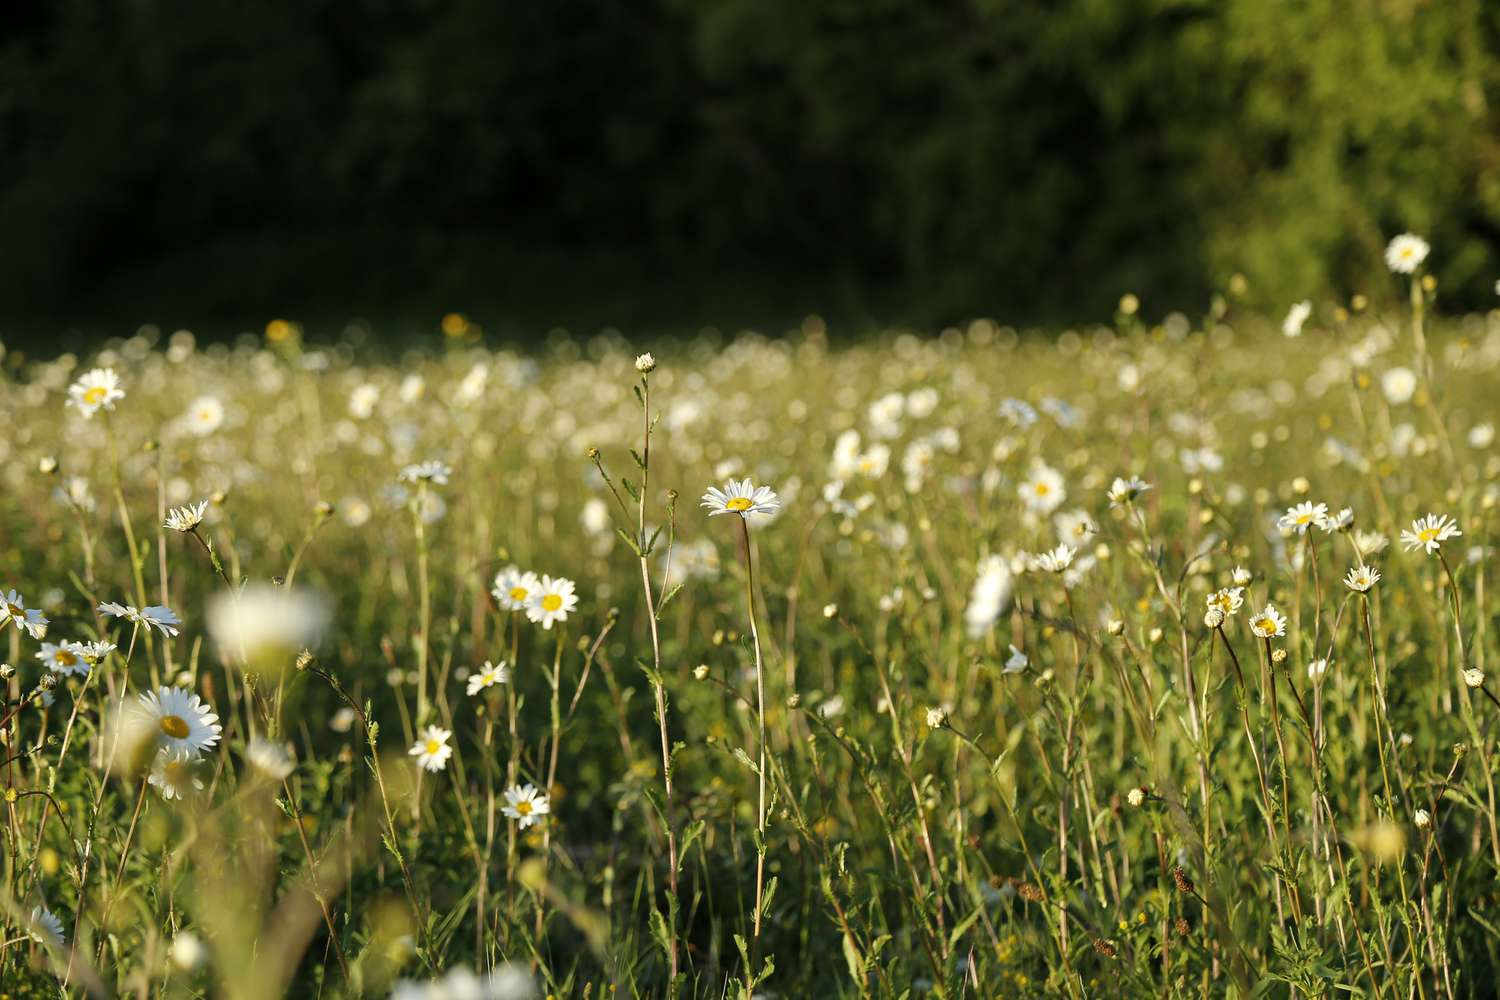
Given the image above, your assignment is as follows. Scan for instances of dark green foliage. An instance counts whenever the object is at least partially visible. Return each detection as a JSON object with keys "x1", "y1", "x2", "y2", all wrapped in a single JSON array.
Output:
[{"x1": 2, "y1": 0, "x2": 1498, "y2": 329}]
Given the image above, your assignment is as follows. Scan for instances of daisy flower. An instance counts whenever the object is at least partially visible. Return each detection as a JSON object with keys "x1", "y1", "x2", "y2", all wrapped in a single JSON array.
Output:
[
  {"x1": 963, "y1": 555, "x2": 1012, "y2": 639},
  {"x1": 526, "y1": 575, "x2": 578, "y2": 630},
  {"x1": 492, "y1": 567, "x2": 541, "y2": 612},
  {"x1": 36, "y1": 640, "x2": 90, "y2": 677},
  {"x1": 149, "y1": 749, "x2": 205, "y2": 800},
  {"x1": 136, "y1": 687, "x2": 223, "y2": 757},
  {"x1": 1282, "y1": 301, "x2": 1312, "y2": 338},
  {"x1": 80, "y1": 640, "x2": 117, "y2": 665},
  {"x1": 1385, "y1": 233, "x2": 1430, "y2": 274},
  {"x1": 1054, "y1": 509, "x2": 1097, "y2": 545},
  {"x1": 409, "y1": 726, "x2": 453, "y2": 772},
  {"x1": 398, "y1": 460, "x2": 452, "y2": 486},
  {"x1": 29, "y1": 906, "x2": 65, "y2": 947},
  {"x1": 1003, "y1": 645, "x2": 1028, "y2": 674},
  {"x1": 1033, "y1": 544, "x2": 1076, "y2": 573},
  {"x1": 183, "y1": 395, "x2": 224, "y2": 436},
  {"x1": 502, "y1": 783, "x2": 551, "y2": 828},
  {"x1": 1318, "y1": 507, "x2": 1353, "y2": 533},
  {"x1": 1307, "y1": 658, "x2": 1330, "y2": 681},
  {"x1": 99, "y1": 601, "x2": 182, "y2": 637},
  {"x1": 1107, "y1": 475, "x2": 1151, "y2": 508},
  {"x1": 1278, "y1": 501, "x2": 1328, "y2": 534},
  {"x1": 1, "y1": 590, "x2": 49, "y2": 639},
  {"x1": 246, "y1": 737, "x2": 295, "y2": 780},
  {"x1": 1249, "y1": 604, "x2": 1287, "y2": 639},
  {"x1": 164, "y1": 500, "x2": 209, "y2": 533},
  {"x1": 1206, "y1": 587, "x2": 1244, "y2": 618},
  {"x1": 467, "y1": 660, "x2": 511, "y2": 696},
  {"x1": 701, "y1": 478, "x2": 781, "y2": 518},
  {"x1": 1345, "y1": 564, "x2": 1381, "y2": 592},
  {"x1": 1018, "y1": 463, "x2": 1066, "y2": 515},
  {"x1": 1401, "y1": 513, "x2": 1462, "y2": 555},
  {"x1": 67, "y1": 367, "x2": 125, "y2": 417}
]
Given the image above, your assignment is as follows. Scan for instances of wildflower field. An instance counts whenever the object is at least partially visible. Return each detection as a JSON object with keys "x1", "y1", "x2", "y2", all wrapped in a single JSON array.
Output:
[{"x1": 4, "y1": 246, "x2": 1500, "y2": 998}]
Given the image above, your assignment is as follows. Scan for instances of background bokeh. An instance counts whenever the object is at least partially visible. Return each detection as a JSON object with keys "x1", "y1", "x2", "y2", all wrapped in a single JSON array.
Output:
[{"x1": 3, "y1": 0, "x2": 1499, "y2": 342}]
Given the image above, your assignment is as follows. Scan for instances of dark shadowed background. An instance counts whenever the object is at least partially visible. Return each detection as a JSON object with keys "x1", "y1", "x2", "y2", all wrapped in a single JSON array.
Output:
[{"x1": 3, "y1": 0, "x2": 1499, "y2": 344}]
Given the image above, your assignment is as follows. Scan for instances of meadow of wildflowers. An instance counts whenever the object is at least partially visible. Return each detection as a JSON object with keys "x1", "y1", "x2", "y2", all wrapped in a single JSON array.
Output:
[{"x1": 2, "y1": 240, "x2": 1500, "y2": 998}]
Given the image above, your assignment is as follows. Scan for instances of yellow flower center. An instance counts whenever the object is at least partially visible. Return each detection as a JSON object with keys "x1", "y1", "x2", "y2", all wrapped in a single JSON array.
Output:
[
  {"x1": 1418, "y1": 528, "x2": 1439, "y2": 543},
  {"x1": 160, "y1": 715, "x2": 191, "y2": 739},
  {"x1": 725, "y1": 497, "x2": 753, "y2": 511},
  {"x1": 541, "y1": 594, "x2": 563, "y2": 612},
  {"x1": 425, "y1": 740, "x2": 441, "y2": 755},
  {"x1": 83, "y1": 386, "x2": 107, "y2": 405},
  {"x1": 6, "y1": 603, "x2": 22, "y2": 618},
  {"x1": 1034, "y1": 484, "x2": 1049, "y2": 495},
  {"x1": 515, "y1": 800, "x2": 533, "y2": 816},
  {"x1": 54, "y1": 650, "x2": 77, "y2": 666},
  {"x1": 510, "y1": 587, "x2": 529, "y2": 602}
]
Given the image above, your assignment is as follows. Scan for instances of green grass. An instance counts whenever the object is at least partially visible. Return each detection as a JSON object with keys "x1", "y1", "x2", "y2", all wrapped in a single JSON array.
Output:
[{"x1": 1, "y1": 292, "x2": 1498, "y2": 998}]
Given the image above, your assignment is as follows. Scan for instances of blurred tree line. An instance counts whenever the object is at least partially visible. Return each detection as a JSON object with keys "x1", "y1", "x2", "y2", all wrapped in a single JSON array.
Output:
[{"x1": 2, "y1": 0, "x2": 1498, "y2": 333}]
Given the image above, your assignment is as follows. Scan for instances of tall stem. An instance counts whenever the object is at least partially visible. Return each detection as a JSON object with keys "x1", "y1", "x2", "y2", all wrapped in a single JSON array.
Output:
[{"x1": 739, "y1": 514, "x2": 768, "y2": 996}]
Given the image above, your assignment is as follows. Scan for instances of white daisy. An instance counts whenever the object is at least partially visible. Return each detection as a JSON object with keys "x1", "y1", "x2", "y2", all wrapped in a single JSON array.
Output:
[
  {"x1": 1282, "y1": 301, "x2": 1312, "y2": 338},
  {"x1": 135, "y1": 687, "x2": 222, "y2": 756},
  {"x1": 1307, "y1": 658, "x2": 1330, "y2": 682},
  {"x1": 148, "y1": 748, "x2": 205, "y2": 800},
  {"x1": 1018, "y1": 463, "x2": 1066, "y2": 515},
  {"x1": 1054, "y1": 509, "x2": 1097, "y2": 545},
  {"x1": 245, "y1": 737, "x2": 295, "y2": 780},
  {"x1": 701, "y1": 478, "x2": 781, "y2": 518},
  {"x1": 164, "y1": 500, "x2": 209, "y2": 533},
  {"x1": 526, "y1": 575, "x2": 578, "y2": 630},
  {"x1": 963, "y1": 555, "x2": 1012, "y2": 639},
  {"x1": 35, "y1": 640, "x2": 90, "y2": 677},
  {"x1": 1278, "y1": 501, "x2": 1329, "y2": 534},
  {"x1": 183, "y1": 395, "x2": 224, "y2": 436},
  {"x1": 1401, "y1": 513, "x2": 1462, "y2": 555},
  {"x1": 1, "y1": 590, "x2": 49, "y2": 639},
  {"x1": 1318, "y1": 507, "x2": 1353, "y2": 533},
  {"x1": 492, "y1": 567, "x2": 541, "y2": 612},
  {"x1": 1033, "y1": 544, "x2": 1076, "y2": 574},
  {"x1": 99, "y1": 601, "x2": 182, "y2": 637},
  {"x1": 409, "y1": 726, "x2": 453, "y2": 772},
  {"x1": 1344, "y1": 564, "x2": 1381, "y2": 592},
  {"x1": 1385, "y1": 233, "x2": 1430, "y2": 274},
  {"x1": 502, "y1": 783, "x2": 551, "y2": 828},
  {"x1": 1107, "y1": 475, "x2": 1151, "y2": 508},
  {"x1": 467, "y1": 660, "x2": 511, "y2": 696},
  {"x1": 29, "y1": 906, "x2": 65, "y2": 947},
  {"x1": 80, "y1": 640, "x2": 117, "y2": 665},
  {"x1": 67, "y1": 367, "x2": 125, "y2": 417},
  {"x1": 1206, "y1": 587, "x2": 1245, "y2": 618},
  {"x1": 1003, "y1": 645, "x2": 1028, "y2": 674},
  {"x1": 1249, "y1": 604, "x2": 1287, "y2": 639},
  {"x1": 398, "y1": 460, "x2": 452, "y2": 486}
]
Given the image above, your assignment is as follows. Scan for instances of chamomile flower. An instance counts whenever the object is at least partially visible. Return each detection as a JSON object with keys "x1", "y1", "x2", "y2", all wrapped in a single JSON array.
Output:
[
  {"x1": 1307, "y1": 658, "x2": 1330, "y2": 681},
  {"x1": 409, "y1": 726, "x2": 453, "y2": 772},
  {"x1": 136, "y1": 687, "x2": 222, "y2": 757},
  {"x1": 99, "y1": 601, "x2": 182, "y2": 637},
  {"x1": 1231, "y1": 566, "x2": 1253, "y2": 585},
  {"x1": 35, "y1": 640, "x2": 89, "y2": 677},
  {"x1": 1003, "y1": 645, "x2": 1028, "y2": 673},
  {"x1": 1206, "y1": 587, "x2": 1245, "y2": 618},
  {"x1": 1249, "y1": 604, "x2": 1287, "y2": 639},
  {"x1": 526, "y1": 576, "x2": 578, "y2": 630},
  {"x1": 1019, "y1": 463, "x2": 1066, "y2": 515},
  {"x1": 963, "y1": 555, "x2": 1012, "y2": 639},
  {"x1": 29, "y1": 906, "x2": 65, "y2": 947},
  {"x1": 1385, "y1": 233, "x2": 1430, "y2": 274},
  {"x1": 1318, "y1": 507, "x2": 1353, "y2": 533},
  {"x1": 79, "y1": 640, "x2": 116, "y2": 666},
  {"x1": 164, "y1": 500, "x2": 209, "y2": 533},
  {"x1": 1282, "y1": 301, "x2": 1312, "y2": 337},
  {"x1": 502, "y1": 783, "x2": 551, "y2": 828},
  {"x1": 1054, "y1": 509, "x2": 1097, "y2": 545},
  {"x1": 398, "y1": 460, "x2": 452, "y2": 486},
  {"x1": 183, "y1": 395, "x2": 224, "y2": 436},
  {"x1": 1034, "y1": 544, "x2": 1076, "y2": 573},
  {"x1": 245, "y1": 737, "x2": 295, "y2": 780},
  {"x1": 1, "y1": 590, "x2": 49, "y2": 639},
  {"x1": 1107, "y1": 476, "x2": 1151, "y2": 507},
  {"x1": 701, "y1": 478, "x2": 781, "y2": 518},
  {"x1": 1401, "y1": 513, "x2": 1462, "y2": 555},
  {"x1": 467, "y1": 660, "x2": 511, "y2": 696},
  {"x1": 1345, "y1": 564, "x2": 1381, "y2": 592},
  {"x1": 1278, "y1": 501, "x2": 1328, "y2": 534},
  {"x1": 493, "y1": 567, "x2": 541, "y2": 612},
  {"x1": 149, "y1": 748, "x2": 205, "y2": 800},
  {"x1": 67, "y1": 367, "x2": 125, "y2": 417}
]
